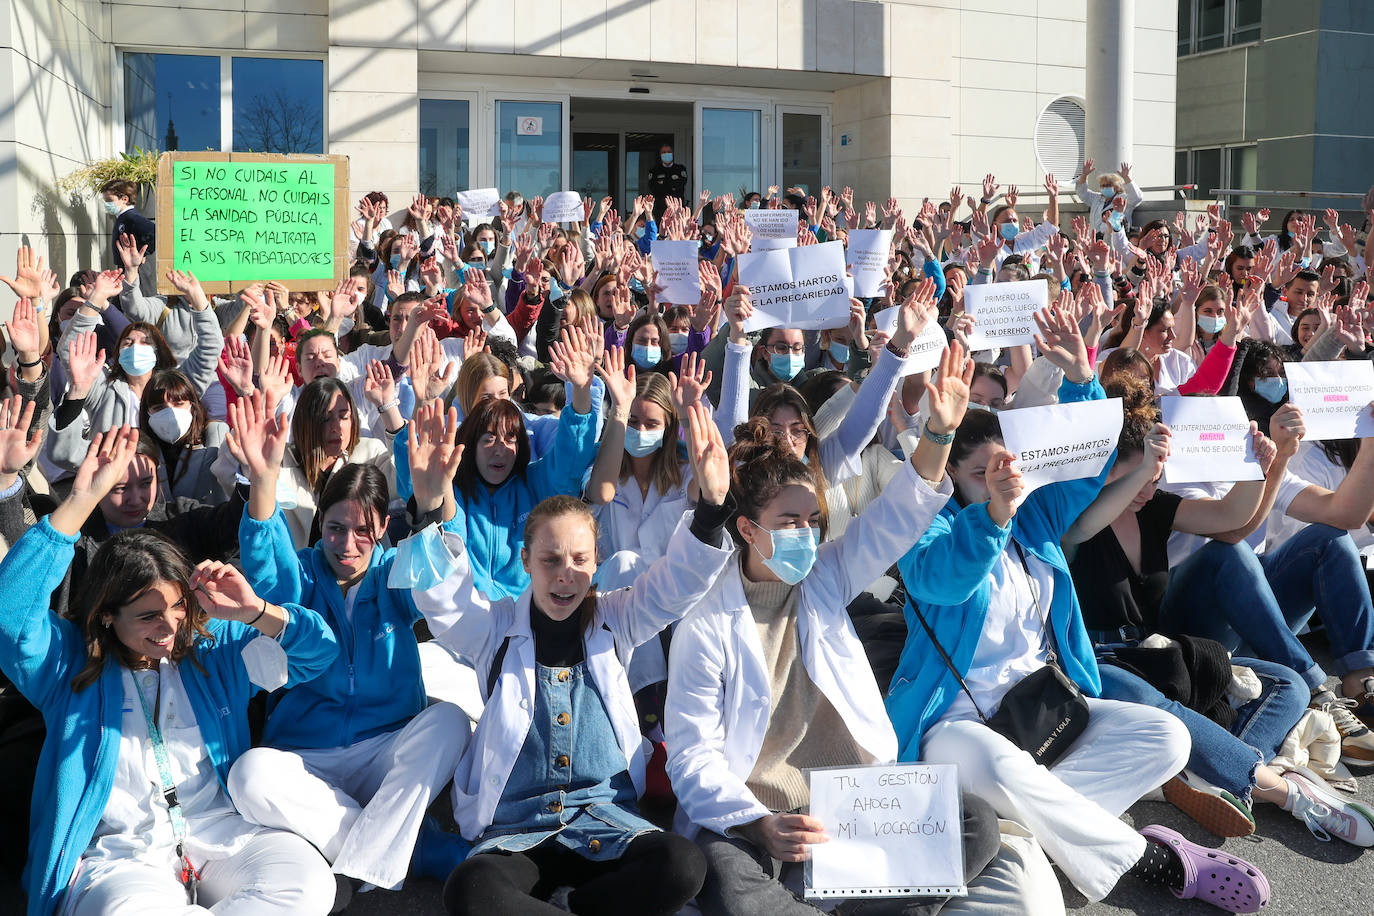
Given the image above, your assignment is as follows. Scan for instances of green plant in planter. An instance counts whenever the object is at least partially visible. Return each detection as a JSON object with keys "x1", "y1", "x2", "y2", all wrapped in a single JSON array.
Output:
[{"x1": 57, "y1": 148, "x2": 161, "y2": 200}]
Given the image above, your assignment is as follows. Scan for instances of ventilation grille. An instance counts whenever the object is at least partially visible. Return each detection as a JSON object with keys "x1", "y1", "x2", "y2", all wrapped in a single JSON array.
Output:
[{"x1": 1035, "y1": 97, "x2": 1086, "y2": 179}]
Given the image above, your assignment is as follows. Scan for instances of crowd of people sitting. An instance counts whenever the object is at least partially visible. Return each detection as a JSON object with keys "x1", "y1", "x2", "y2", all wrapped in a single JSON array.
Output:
[{"x1": 1, "y1": 162, "x2": 1373, "y2": 915}]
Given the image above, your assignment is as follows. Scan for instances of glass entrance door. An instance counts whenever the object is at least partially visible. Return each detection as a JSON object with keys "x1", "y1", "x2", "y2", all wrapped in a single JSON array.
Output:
[
  {"x1": 778, "y1": 109, "x2": 827, "y2": 197},
  {"x1": 572, "y1": 132, "x2": 618, "y2": 205}
]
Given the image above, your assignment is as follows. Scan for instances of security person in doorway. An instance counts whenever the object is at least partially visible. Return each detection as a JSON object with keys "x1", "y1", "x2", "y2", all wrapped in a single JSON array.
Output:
[{"x1": 646, "y1": 142, "x2": 688, "y2": 222}]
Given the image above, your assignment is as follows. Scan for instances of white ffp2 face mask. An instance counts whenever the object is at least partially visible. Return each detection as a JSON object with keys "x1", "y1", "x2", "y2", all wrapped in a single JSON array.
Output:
[
  {"x1": 241, "y1": 633, "x2": 288, "y2": 691},
  {"x1": 147, "y1": 406, "x2": 193, "y2": 443}
]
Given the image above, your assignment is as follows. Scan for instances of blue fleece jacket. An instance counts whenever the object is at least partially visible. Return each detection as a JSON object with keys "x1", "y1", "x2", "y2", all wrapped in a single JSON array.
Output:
[
  {"x1": 885, "y1": 375, "x2": 1112, "y2": 761},
  {"x1": 239, "y1": 507, "x2": 427, "y2": 750},
  {"x1": 0, "y1": 518, "x2": 336, "y2": 916},
  {"x1": 395, "y1": 404, "x2": 597, "y2": 600}
]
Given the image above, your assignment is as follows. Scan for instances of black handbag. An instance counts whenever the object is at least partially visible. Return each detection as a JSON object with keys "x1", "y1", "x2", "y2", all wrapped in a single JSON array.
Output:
[{"x1": 909, "y1": 542, "x2": 1089, "y2": 768}]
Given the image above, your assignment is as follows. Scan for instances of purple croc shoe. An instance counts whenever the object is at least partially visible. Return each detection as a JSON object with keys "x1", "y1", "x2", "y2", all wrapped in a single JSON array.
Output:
[{"x1": 1139, "y1": 824, "x2": 1270, "y2": 913}]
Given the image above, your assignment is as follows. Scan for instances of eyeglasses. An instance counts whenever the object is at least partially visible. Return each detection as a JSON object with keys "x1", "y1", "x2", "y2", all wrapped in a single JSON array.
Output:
[{"x1": 768, "y1": 343, "x2": 806, "y2": 355}]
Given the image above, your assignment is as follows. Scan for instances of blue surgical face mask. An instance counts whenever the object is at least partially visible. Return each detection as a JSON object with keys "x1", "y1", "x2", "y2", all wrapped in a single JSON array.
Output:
[
  {"x1": 1300, "y1": 256, "x2": 1312, "y2": 269},
  {"x1": 118, "y1": 343, "x2": 157, "y2": 376},
  {"x1": 1197, "y1": 315, "x2": 1226, "y2": 335},
  {"x1": 1107, "y1": 211, "x2": 1125, "y2": 232},
  {"x1": 668, "y1": 332, "x2": 689, "y2": 355},
  {"x1": 389, "y1": 254, "x2": 402, "y2": 269},
  {"x1": 999, "y1": 222, "x2": 1019, "y2": 242},
  {"x1": 752, "y1": 523, "x2": 819, "y2": 585},
  {"x1": 102, "y1": 199, "x2": 121, "y2": 216},
  {"x1": 661, "y1": 153, "x2": 673, "y2": 165},
  {"x1": 465, "y1": 261, "x2": 487, "y2": 273},
  {"x1": 633, "y1": 226, "x2": 645, "y2": 240},
  {"x1": 548, "y1": 278, "x2": 565, "y2": 301},
  {"x1": 1100, "y1": 187, "x2": 1116, "y2": 202},
  {"x1": 631, "y1": 344, "x2": 661, "y2": 368},
  {"x1": 624, "y1": 425, "x2": 665, "y2": 457},
  {"x1": 828, "y1": 341, "x2": 850, "y2": 365},
  {"x1": 1253, "y1": 377, "x2": 1288, "y2": 404},
  {"x1": 748, "y1": 200, "x2": 761, "y2": 210},
  {"x1": 770, "y1": 352, "x2": 805, "y2": 381},
  {"x1": 967, "y1": 401, "x2": 1000, "y2": 415},
  {"x1": 478, "y1": 240, "x2": 495, "y2": 256}
]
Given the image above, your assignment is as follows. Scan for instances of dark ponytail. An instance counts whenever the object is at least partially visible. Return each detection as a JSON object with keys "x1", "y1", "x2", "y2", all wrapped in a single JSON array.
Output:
[{"x1": 726, "y1": 418, "x2": 828, "y2": 547}]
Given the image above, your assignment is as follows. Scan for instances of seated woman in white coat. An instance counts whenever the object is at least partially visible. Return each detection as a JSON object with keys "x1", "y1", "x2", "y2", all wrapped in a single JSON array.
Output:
[
  {"x1": 223, "y1": 391, "x2": 471, "y2": 894},
  {"x1": 664, "y1": 304, "x2": 1004, "y2": 916},
  {"x1": 399, "y1": 400, "x2": 736, "y2": 916},
  {"x1": 0, "y1": 425, "x2": 339, "y2": 916}
]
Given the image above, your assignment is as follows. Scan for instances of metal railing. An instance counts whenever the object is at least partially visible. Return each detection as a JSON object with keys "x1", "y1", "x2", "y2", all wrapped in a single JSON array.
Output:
[{"x1": 1210, "y1": 188, "x2": 1367, "y2": 200}]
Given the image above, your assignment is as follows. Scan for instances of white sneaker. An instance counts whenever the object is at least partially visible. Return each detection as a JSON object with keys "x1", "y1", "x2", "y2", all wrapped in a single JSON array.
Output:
[{"x1": 1283, "y1": 771, "x2": 1374, "y2": 847}]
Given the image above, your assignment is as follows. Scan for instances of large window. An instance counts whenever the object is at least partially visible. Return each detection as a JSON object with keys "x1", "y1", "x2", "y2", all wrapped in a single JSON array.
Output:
[
  {"x1": 419, "y1": 99, "x2": 471, "y2": 197},
  {"x1": 232, "y1": 58, "x2": 324, "y2": 154},
  {"x1": 496, "y1": 101, "x2": 563, "y2": 198},
  {"x1": 780, "y1": 112, "x2": 824, "y2": 197},
  {"x1": 122, "y1": 52, "x2": 324, "y2": 154},
  {"x1": 701, "y1": 108, "x2": 761, "y2": 199},
  {"x1": 123, "y1": 53, "x2": 220, "y2": 152},
  {"x1": 1176, "y1": 144, "x2": 1257, "y2": 203},
  {"x1": 1178, "y1": 0, "x2": 1261, "y2": 56}
]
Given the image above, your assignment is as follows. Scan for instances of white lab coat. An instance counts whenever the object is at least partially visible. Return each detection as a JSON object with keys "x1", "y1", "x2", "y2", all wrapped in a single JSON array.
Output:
[
  {"x1": 410, "y1": 513, "x2": 733, "y2": 841},
  {"x1": 664, "y1": 460, "x2": 953, "y2": 839}
]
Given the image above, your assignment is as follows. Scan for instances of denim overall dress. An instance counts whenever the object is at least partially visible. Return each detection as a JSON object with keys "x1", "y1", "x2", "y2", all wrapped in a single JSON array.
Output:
[{"x1": 469, "y1": 661, "x2": 659, "y2": 862}]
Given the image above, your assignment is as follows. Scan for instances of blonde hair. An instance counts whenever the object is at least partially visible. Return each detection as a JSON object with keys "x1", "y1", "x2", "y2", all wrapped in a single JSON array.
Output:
[
  {"x1": 1098, "y1": 172, "x2": 1126, "y2": 194},
  {"x1": 619, "y1": 374, "x2": 683, "y2": 496},
  {"x1": 455, "y1": 352, "x2": 513, "y2": 415}
]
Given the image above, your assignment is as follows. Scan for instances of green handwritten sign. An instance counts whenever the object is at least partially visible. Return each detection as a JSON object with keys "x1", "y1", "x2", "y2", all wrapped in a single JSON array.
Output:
[{"x1": 168, "y1": 160, "x2": 337, "y2": 283}]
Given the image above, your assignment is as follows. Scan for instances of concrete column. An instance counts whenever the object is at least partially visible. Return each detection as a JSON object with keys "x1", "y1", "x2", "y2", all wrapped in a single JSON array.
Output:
[{"x1": 1085, "y1": 0, "x2": 1134, "y2": 169}]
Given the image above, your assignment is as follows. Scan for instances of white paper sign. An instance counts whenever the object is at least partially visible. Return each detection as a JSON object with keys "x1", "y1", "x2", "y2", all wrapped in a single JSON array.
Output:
[
  {"x1": 516, "y1": 116, "x2": 543, "y2": 136},
  {"x1": 541, "y1": 191, "x2": 584, "y2": 225},
  {"x1": 847, "y1": 229, "x2": 894, "y2": 298},
  {"x1": 963, "y1": 279, "x2": 1049, "y2": 349},
  {"x1": 1284, "y1": 361, "x2": 1374, "y2": 441},
  {"x1": 806, "y1": 764, "x2": 966, "y2": 900},
  {"x1": 454, "y1": 188, "x2": 501, "y2": 224},
  {"x1": 999, "y1": 397, "x2": 1123, "y2": 495},
  {"x1": 874, "y1": 304, "x2": 947, "y2": 377},
  {"x1": 739, "y1": 242, "x2": 851, "y2": 332},
  {"x1": 1160, "y1": 396, "x2": 1264, "y2": 484},
  {"x1": 744, "y1": 208, "x2": 798, "y2": 250},
  {"x1": 650, "y1": 240, "x2": 701, "y2": 304}
]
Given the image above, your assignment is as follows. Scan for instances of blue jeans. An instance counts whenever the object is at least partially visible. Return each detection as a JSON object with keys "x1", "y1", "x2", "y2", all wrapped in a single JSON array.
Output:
[
  {"x1": 1258, "y1": 524, "x2": 1374, "y2": 677},
  {"x1": 1161, "y1": 539, "x2": 1327, "y2": 689},
  {"x1": 1097, "y1": 658, "x2": 1307, "y2": 804}
]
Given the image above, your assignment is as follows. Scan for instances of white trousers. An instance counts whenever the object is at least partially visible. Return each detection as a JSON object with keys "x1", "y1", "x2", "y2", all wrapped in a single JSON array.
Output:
[
  {"x1": 228, "y1": 701, "x2": 470, "y2": 889},
  {"x1": 65, "y1": 830, "x2": 335, "y2": 915},
  {"x1": 922, "y1": 696, "x2": 1190, "y2": 902}
]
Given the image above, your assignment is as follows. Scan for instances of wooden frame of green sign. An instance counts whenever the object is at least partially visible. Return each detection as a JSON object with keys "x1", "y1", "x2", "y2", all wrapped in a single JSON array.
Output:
[{"x1": 154, "y1": 151, "x2": 351, "y2": 295}]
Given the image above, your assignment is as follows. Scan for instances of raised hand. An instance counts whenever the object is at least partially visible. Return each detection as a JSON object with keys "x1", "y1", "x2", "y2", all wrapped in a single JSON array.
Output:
[
  {"x1": 982, "y1": 173, "x2": 998, "y2": 203},
  {"x1": 890, "y1": 277, "x2": 938, "y2": 350},
  {"x1": 0, "y1": 396, "x2": 41, "y2": 482},
  {"x1": 410, "y1": 326, "x2": 457, "y2": 402},
  {"x1": 462, "y1": 325, "x2": 488, "y2": 358},
  {"x1": 66, "y1": 331, "x2": 107, "y2": 399},
  {"x1": 685, "y1": 402, "x2": 729, "y2": 506},
  {"x1": 0, "y1": 246, "x2": 45, "y2": 299},
  {"x1": 724, "y1": 284, "x2": 754, "y2": 344},
  {"x1": 363, "y1": 359, "x2": 398, "y2": 409},
  {"x1": 116, "y1": 232, "x2": 148, "y2": 272},
  {"x1": 218, "y1": 335, "x2": 255, "y2": 397},
  {"x1": 259, "y1": 350, "x2": 293, "y2": 414},
  {"x1": 924, "y1": 341, "x2": 974, "y2": 436},
  {"x1": 549, "y1": 323, "x2": 597, "y2": 391},
  {"x1": 164, "y1": 269, "x2": 208, "y2": 309},
  {"x1": 1032, "y1": 302, "x2": 1093, "y2": 381},
  {"x1": 985, "y1": 449, "x2": 1025, "y2": 527},
  {"x1": 3, "y1": 297, "x2": 42, "y2": 362},
  {"x1": 70, "y1": 426, "x2": 139, "y2": 506},
  {"x1": 408, "y1": 400, "x2": 463, "y2": 513},
  {"x1": 226, "y1": 389, "x2": 290, "y2": 479},
  {"x1": 669, "y1": 351, "x2": 713, "y2": 416},
  {"x1": 595, "y1": 345, "x2": 637, "y2": 414}
]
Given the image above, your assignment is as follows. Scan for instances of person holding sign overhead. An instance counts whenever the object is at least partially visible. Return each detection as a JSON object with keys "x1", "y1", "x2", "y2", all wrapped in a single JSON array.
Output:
[
  {"x1": 886, "y1": 305, "x2": 1271, "y2": 910},
  {"x1": 667, "y1": 324, "x2": 1012, "y2": 915}
]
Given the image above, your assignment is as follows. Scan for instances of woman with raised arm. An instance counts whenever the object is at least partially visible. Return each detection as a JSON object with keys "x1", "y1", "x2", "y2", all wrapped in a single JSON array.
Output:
[
  {"x1": 399, "y1": 399, "x2": 737, "y2": 915},
  {"x1": 0, "y1": 426, "x2": 339, "y2": 915}
]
